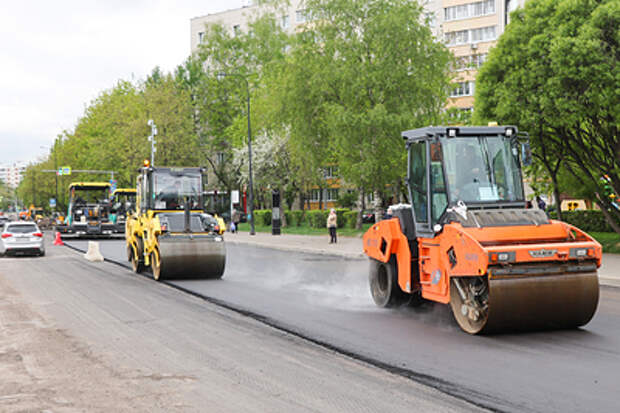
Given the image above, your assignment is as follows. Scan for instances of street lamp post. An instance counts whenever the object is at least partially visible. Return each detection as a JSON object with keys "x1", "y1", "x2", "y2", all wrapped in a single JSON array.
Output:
[
  {"x1": 53, "y1": 147, "x2": 58, "y2": 212},
  {"x1": 41, "y1": 144, "x2": 59, "y2": 212},
  {"x1": 147, "y1": 120, "x2": 158, "y2": 166},
  {"x1": 217, "y1": 72, "x2": 255, "y2": 236}
]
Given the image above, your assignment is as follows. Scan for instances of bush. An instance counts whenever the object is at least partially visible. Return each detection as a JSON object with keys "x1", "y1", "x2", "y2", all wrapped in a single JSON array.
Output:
[
  {"x1": 290, "y1": 210, "x2": 305, "y2": 227},
  {"x1": 549, "y1": 209, "x2": 619, "y2": 233},
  {"x1": 306, "y1": 210, "x2": 329, "y2": 228},
  {"x1": 344, "y1": 211, "x2": 358, "y2": 229},
  {"x1": 253, "y1": 209, "x2": 272, "y2": 226},
  {"x1": 334, "y1": 208, "x2": 350, "y2": 228},
  {"x1": 336, "y1": 191, "x2": 358, "y2": 209}
]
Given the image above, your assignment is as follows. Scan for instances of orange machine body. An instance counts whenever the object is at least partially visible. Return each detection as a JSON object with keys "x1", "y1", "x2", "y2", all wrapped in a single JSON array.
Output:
[{"x1": 363, "y1": 218, "x2": 602, "y2": 305}]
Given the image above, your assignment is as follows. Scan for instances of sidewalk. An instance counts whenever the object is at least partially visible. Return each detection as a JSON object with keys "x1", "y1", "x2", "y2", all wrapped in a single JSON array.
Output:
[
  {"x1": 225, "y1": 230, "x2": 365, "y2": 259},
  {"x1": 224, "y1": 230, "x2": 620, "y2": 287},
  {"x1": 600, "y1": 253, "x2": 620, "y2": 288}
]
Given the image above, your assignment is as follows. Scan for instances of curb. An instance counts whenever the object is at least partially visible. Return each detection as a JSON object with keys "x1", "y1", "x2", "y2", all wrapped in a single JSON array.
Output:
[{"x1": 224, "y1": 239, "x2": 366, "y2": 260}]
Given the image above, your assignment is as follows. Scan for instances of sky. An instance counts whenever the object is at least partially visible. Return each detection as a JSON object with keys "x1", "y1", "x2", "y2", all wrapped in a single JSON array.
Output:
[{"x1": 0, "y1": 0, "x2": 245, "y2": 166}]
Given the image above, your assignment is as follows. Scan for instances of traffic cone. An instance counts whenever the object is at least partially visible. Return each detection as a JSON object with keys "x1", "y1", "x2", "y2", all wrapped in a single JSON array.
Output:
[{"x1": 53, "y1": 231, "x2": 64, "y2": 246}]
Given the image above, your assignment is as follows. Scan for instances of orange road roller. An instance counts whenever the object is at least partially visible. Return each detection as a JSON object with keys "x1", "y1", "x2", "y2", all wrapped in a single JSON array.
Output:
[{"x1": 363, "y1": 126, "x2": 600, "y2": 334}]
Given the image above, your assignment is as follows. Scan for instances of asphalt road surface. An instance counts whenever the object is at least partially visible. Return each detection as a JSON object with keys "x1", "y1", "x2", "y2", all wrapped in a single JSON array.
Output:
[
  {"x1": 62, "y1": 239, "x2": 620, "y2": 413},
  {"x1": 0, "y1": 243, "x2": 480, "y2": 412}
]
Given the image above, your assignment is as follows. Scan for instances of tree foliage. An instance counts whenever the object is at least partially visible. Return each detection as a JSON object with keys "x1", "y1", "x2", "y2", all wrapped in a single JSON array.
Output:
[
  {"x1": 474, "y1": 0, "x2": 620, "y2": 233},
  {"x1": 282, "y1": 0, "x2": 451, "y2": 207}
]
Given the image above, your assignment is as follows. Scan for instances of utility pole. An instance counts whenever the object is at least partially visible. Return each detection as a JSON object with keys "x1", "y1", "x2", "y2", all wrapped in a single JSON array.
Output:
[
  {"x1": 54, "y1": 142, "x2": 58, "y2": 212},
  {"x1": 216, "y1": 72, "x2": 255, "y2": 235},
  {"x1": 148, "y1": 119, "x2": 158, "y2": 166},
  {"x1": 31, "y1": 171, "x2": 35, "y2": 206}
]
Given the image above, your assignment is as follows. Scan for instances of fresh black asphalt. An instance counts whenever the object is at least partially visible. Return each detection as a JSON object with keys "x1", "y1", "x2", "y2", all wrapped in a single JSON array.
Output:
[{"x1": 65, "y1": 239, "x2": 620, "y2": 413}]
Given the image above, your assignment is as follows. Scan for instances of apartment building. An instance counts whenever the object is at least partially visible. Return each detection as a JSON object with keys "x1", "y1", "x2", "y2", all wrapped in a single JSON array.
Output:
[
  {"x1": 191, "y1": 0, "x2": 526, "y2": 110},
  {"x1": 0, "y1": 162, "x2": 27, "y2": 189},
  {"x1": 442, "y1": 0, "x2": 525, "y2": 112},
  {"x1": 190, "y1": 0, "x2": 304, "y2": 52}
]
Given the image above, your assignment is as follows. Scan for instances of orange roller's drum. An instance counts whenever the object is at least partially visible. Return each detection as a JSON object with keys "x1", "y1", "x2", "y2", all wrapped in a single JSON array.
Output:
[{"x1": 449, "y1": 271, "x2": 599, "y2": 334}]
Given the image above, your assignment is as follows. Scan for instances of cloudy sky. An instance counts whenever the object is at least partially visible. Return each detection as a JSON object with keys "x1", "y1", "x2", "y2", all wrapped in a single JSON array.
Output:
[{"x1": 0, "y1": 0, "x2": 244, "y2": 166}]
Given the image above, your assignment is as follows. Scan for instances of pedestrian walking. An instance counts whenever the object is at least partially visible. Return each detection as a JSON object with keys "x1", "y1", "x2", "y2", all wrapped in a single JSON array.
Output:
[
  {"x1": 231, "y1": 209, "x2": 241, "y2": 233},
  {"x1": 536, "y1": 195, "x2": 546, "y2": 211},
  {"x1": 327, "y1": 208, "x2": 338, "y2": 244}
]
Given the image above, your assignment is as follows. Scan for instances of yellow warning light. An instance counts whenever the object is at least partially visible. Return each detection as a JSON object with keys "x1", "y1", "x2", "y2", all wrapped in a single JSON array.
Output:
[{"x1": 143, "y1": 159, "x2": 150, "y2": 167}]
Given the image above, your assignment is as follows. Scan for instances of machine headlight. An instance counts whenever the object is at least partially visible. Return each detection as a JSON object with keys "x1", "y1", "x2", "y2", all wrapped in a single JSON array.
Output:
[
  {"x1": 489, "y1": 251, "x2": 515, "y2": 263},
  {"x1": 570, "y1": 247, "x2": 593, "y2": 258}
]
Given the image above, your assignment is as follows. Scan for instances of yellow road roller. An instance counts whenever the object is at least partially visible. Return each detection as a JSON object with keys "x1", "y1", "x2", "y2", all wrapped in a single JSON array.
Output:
[{"x1": 126, "y1": 161, "x2": 225, "y2": 280}]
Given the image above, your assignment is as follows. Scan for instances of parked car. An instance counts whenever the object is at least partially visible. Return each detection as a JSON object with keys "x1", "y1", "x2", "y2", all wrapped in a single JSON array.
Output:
[
  {"x1": 0, "y1": 222, "x2": 45, "y2": 257},
  {"x1": 361, "y1": 209, "x2": 376, "y2": 224},
  {"x1": 0, "y1": 215, "x2": 8, "y2": 230}
]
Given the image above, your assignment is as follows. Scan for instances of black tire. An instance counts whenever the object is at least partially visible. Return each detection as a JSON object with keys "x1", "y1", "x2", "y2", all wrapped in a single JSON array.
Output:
[
  {"x1": 39, "y1": 250, "x2": 45, "y2": 257},
  {"x1": 151, "y1": 250, "x2": 161, "y2": 281},
  {"x1": 369, "y1": 257, "x2": 409, "y2": 308},
  {"x1": 130, "y1": 238, "x2": 145, "y2": 273}
]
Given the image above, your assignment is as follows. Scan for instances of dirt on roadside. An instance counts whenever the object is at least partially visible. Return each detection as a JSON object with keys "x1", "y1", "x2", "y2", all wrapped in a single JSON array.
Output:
[{"x1": 0, "y1": 272, "x2": 188, "y2": 412}]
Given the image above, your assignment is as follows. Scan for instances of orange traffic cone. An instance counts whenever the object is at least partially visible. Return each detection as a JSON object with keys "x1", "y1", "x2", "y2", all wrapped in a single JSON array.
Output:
[{"x1": 53, "y1": 231, "x2": 64, "y2": 246}]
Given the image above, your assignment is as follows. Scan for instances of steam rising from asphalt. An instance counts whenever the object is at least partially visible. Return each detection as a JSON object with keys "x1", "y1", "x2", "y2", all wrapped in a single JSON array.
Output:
[{"x1": 228, "y1": 245, "x2": 459, "y2": 330}]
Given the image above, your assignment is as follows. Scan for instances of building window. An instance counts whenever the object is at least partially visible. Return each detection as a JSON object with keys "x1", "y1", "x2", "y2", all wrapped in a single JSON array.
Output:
[
  {"x1": 445, "y1": 26, "x2": 496, "y2": 46},
  {"x1": 471, "y1": 26, "x2": 496, "y2": 42},
  {"x1": 326, "y1": 188, "x2": 339, "y2": 201},
  {"x1": 445, "y1": 1, "x2": 496, "y2": 22},
  {"x1": 450, "y1": 81, "x2": 475, "y2": 97},
  {"x1": 445, "y1": 29, "x2": 469, "y2": 46},
  {"x1": 198, "y1": 32, "x2": 205, "y2": 44},
  {"x1": 324, "y1": 166, "x2": 338, "y2": 178},
  {"x1": 216, "y1": 152, "x2": 225, "y2": 164},
  {"x1": 281, "y1": 15, "x2": 289, "y2": 29},
  {"x1": 424, "y1": 12, "x2": 436, "y2": 28},
  {"x1": 310, "y1": 189, "x2": 321, "y2": 202},
  {"x1": 453, "y1": 53, "x2": 488, "y2": 71},
  {"x1": 472, "y1": 53, "x2": 488, "y2": 67},
  {"x1": 296, "y1": 9, "x2": 306, "y2": 24}
]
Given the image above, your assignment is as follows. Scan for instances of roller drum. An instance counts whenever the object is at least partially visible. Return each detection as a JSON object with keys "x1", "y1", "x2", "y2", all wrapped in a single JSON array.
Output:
[
  {"x1": 450, "y1": 272, "x2": 599, "y2": 334},
  {"x1": 157, "y1": 234, "x2": 226, "y2": 279}
]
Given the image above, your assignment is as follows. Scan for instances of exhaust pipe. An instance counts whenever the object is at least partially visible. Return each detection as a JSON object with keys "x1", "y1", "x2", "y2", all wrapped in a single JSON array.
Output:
[{"x1": 184, "y1": 197, "x2": 191, "y2": 233}]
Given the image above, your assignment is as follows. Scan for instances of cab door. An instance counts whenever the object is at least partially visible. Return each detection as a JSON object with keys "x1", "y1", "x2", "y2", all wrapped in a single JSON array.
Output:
[{"x1": 408, "y1": 140, "x2": 449, "y2": 303}]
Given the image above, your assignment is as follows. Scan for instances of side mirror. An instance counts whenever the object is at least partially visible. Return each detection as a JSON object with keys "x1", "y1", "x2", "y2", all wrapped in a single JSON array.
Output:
[{"x1": 521, "y1": 142, "x2": 532, "y2": 167}]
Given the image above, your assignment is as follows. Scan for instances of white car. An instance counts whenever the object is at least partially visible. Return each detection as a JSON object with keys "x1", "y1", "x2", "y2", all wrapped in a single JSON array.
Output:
[{"x1": 0, "y1": 222, "x2": 45, "y2": 257}]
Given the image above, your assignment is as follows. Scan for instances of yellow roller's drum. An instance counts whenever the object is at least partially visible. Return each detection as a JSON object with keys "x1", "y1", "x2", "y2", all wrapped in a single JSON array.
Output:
[
  {"x1": 155, "y1": 234, "x2": 226, "y2": 280},
  {"x1": 450, "y1": 270, "x2": 599, "y2": 334}
]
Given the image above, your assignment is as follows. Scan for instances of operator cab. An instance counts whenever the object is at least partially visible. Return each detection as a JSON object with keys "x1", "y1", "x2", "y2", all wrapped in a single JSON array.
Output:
[
  {"x1": 402, "y1": 126, "x2": 534, "y2": 237},
  {"x1": 136, "y1": 166, "x2": 205, "y2": 213}
]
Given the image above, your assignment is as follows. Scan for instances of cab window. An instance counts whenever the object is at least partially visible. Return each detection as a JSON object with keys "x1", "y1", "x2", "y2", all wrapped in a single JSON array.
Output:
[{"x1": 409, "y1": 142, "x2": 428, "y2": 224}]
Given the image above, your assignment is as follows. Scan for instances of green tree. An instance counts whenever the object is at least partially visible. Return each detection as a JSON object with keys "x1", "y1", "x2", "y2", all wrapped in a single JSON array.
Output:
[
  {"x1": 283, "y1": 0, "x2": 452, "y2": 225},
  {"x1": 474, "y1": 0, "x2": 620, "y2": 234},
  {"x1": 19, "y1": 73, "x2": 202, "y2": 210},
  {"x1": 188, "y1": 11, "x2": 292, "y2": 197},
  {"x1": 0, "y1": 178, "x2": 14, "y2": 210}
]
